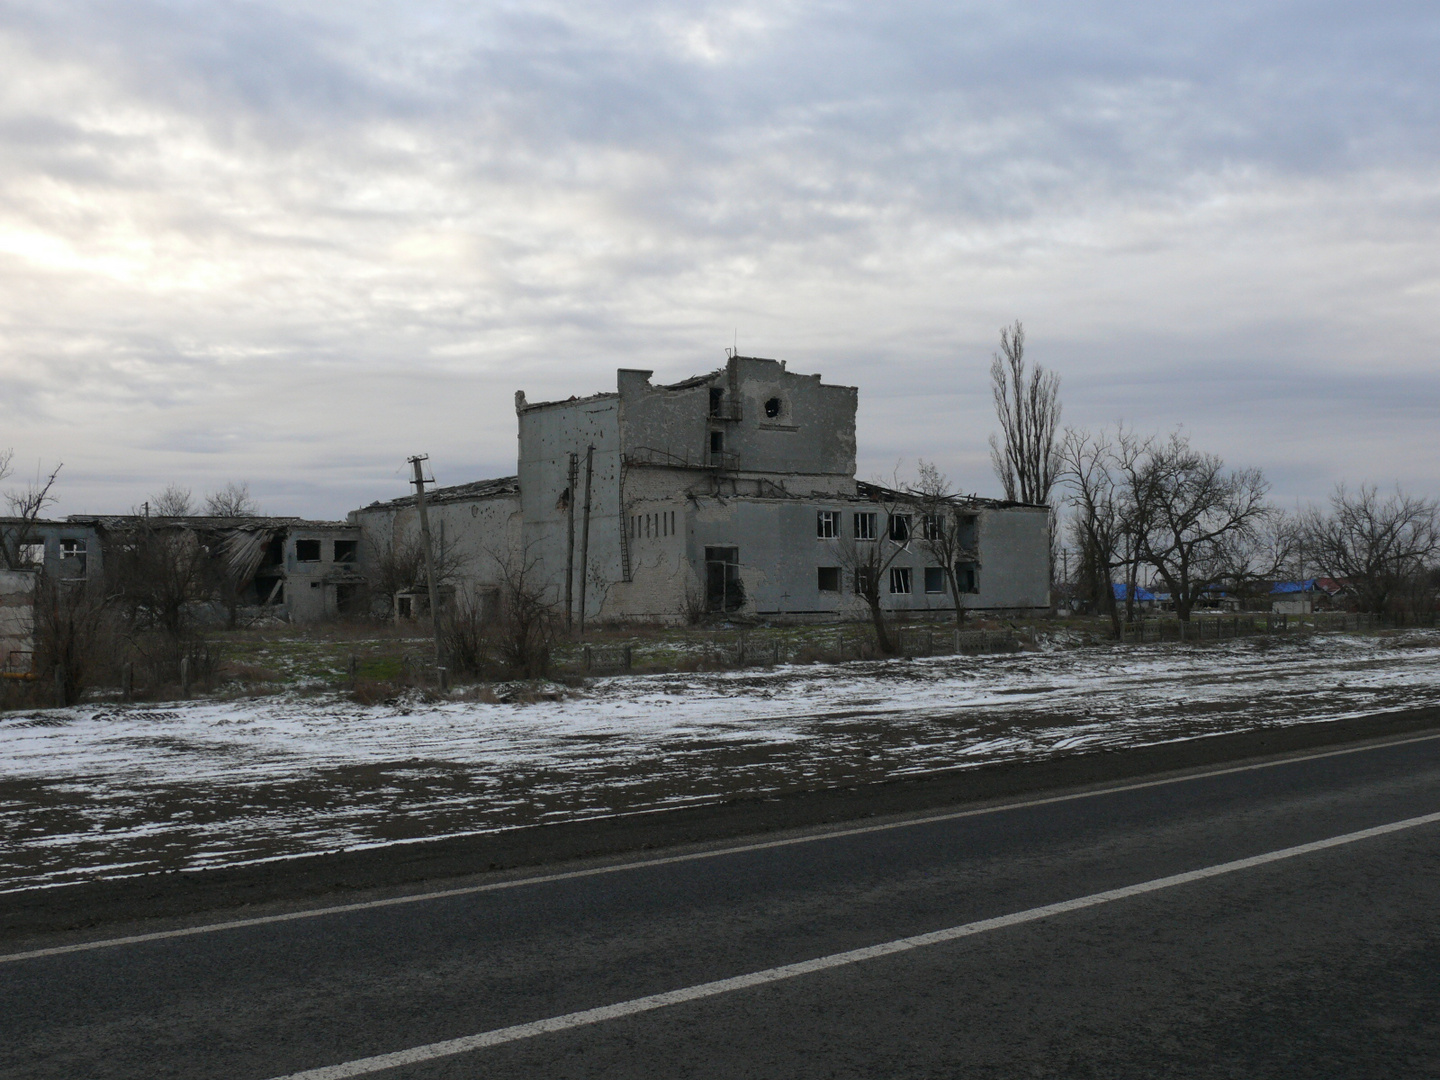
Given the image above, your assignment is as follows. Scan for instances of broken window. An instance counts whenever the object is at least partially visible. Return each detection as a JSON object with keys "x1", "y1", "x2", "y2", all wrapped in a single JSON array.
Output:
[
  {"x1": 854, "y1": 566, "x2": 878, "y2": 596},
  {"x1": 889, "y1": 514, "x2": 912, "y2": 543},
  {"x1": 957, "y1": 514, "x2": 979, "y2": 551},
  {"x1": 765, "y1": 397, "x2": 782, "y2": 419},
  {"x1": 922, "y1": 514, "x2": 946, "y2": 542},
  {"x1": 295, "y1": 539, "x2": 321, "y2": 562},
  {"x1": 709, "y1": 430, "x2": 724, "y2": 456},
  {"x1": 955, "y1": 560, "x2": 979, "y2": 593},
  {"x1": 704, "y1": 546, "x2": 744, "y2": 612},
  {"x1": 889, "y1": 567, "x2": 912, "y2": 594},
  {"x1": 816, "y1": 510, "x2": 839, "y2": 538},
  {"x1": 709, "y1": 387, "x2": 724, "y2": 416},
  {"x1": 334, "y1": 539, "x2": 358, "y2": 563},
  {"x1": 60, "y1": 538, "x2": 87, "y2": 577},
  {"x1": 817, "y1": 566, "x2": 841, "y2": 593},
  {"x1": 17, "y1": 542, "x2": 44, "y2": 567},
  {"x1": 924, "y1": 567, "x2": 946, "y2": 594},
  {"x1": 854, "y1": 512, "x2": 876, "y2": 541}
]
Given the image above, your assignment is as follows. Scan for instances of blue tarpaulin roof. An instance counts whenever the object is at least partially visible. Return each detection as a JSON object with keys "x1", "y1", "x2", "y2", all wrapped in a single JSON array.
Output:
[
  {"x1": 1271, "y1": 579, "x2": 1318, "y2": 594},
  {"x1": 1112, "y1": 583, "x2": 1157, "y2": 601}
]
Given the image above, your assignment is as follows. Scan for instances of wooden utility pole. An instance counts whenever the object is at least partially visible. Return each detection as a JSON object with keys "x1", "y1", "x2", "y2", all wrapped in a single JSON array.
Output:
[
  {"x1": 408, "y1": 454, "x2": 444, "y2": 665},
  {"x1": 577, "y1": 445, "x2": 595, "y2": 639},
  {"x1": 565, "y1": 451, "x2": 578, "y2": 634}
]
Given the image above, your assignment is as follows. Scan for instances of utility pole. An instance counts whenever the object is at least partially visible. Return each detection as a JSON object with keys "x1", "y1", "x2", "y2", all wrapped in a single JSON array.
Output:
[
  {"x1": 565, "y1": 451, "x2": 578, "y2": 634},
  {"x1": 577, "y1": 445, "x2": 595, "y2": 639},
  {"x1": 408, "y1": 454, "x2": 444, "y2": 665}
]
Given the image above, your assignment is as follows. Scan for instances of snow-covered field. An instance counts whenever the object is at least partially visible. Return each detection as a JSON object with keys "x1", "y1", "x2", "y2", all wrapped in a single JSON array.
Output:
[{"x1": 4, "y1": 631, "x2": 1440, "y2": 892}]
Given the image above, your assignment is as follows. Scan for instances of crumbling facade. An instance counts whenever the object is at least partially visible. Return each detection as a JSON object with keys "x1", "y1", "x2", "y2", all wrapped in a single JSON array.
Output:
[
  {"x1": 358, "y1": 355, "x2": 1051, "y2": 623},
  {"x1": 61, "y1": 516, "x2": 364, "y2": 624}
]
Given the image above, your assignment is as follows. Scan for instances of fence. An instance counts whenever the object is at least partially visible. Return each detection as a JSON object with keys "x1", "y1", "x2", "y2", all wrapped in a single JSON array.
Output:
[
  {"x1": 1113, "y1": 610, "x2": 1438, "y2": 644},
  {"x1": 560, "y1": 625, "x2": 1021, "y2": 675}
]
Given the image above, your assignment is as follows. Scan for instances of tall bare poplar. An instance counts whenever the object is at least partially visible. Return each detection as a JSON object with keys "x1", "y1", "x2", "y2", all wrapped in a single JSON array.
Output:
[{"x1": 988, "y1": 321, "x2": 1061, "y2": 506}]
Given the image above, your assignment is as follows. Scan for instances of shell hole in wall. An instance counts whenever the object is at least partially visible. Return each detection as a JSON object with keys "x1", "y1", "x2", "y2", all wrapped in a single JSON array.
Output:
[{"x1": 765, "y1": 397, "x2": 782, "y2": 418}]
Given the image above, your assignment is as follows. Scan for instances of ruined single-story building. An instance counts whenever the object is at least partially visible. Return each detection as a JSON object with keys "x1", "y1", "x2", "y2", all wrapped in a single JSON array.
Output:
[
  {"x1": 63, "y1": 515, "x2": 364, "y2": 623},
  {"x1": 356, "y1": 355, "x2": 1051, "y2": 623}
]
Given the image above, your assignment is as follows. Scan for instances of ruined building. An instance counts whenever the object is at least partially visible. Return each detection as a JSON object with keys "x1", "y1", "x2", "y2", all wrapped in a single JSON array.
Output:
[{"x1": 354, "y1": 355, "x2": 1051, "y2": 623}]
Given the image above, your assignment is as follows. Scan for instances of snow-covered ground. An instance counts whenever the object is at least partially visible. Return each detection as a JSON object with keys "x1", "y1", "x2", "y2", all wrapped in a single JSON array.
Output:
[{"x1": 4, "y1": 631, "x2": 1440, "y2": 892}]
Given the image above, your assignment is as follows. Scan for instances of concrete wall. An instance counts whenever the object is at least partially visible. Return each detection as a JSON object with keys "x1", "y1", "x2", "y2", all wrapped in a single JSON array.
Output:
[
  {"x1": 617, "y1": 356, "x2": 857, "y2": 494},
  {"x1": 283, "y1": 525, "x2": 364, "y2": 623},
  {"x1": 517, "y1": 392, "x2": 624, "y2": 620},
  {"x1": 0, "y1": 568, "x2": 36, "y2": 676},
  {"x1": 605, "y1": 496, "x2": 1050, "y2": 621},
  {"x1": 353, "y1": 494, "x2": 521, "y2": 616},
  {"x1": 969, "y1": 506, "x2": 1051, "y2": 611},
  {"x1": 0, "y1": 520, "x2": 102, "y2": 584}
]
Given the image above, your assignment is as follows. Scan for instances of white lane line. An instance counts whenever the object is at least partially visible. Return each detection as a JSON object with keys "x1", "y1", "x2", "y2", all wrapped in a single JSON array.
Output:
[
  {"x1": 263, "y1": 808, "x2": 1440, "y2": 1080},
  {"x1": 5, "y1": 726, "x2": 1440, "y2": 965}
]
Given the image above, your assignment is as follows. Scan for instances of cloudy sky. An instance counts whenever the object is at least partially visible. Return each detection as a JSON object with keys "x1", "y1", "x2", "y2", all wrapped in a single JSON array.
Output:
[{"x1": 1, "y1": 0, "x2": 1437, "y2": 519}]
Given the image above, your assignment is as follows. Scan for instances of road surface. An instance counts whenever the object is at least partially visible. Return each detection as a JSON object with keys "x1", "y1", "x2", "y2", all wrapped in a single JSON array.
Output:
[{"x1": 5, "y1": 729, "x2": 1440, "y2": 1078}]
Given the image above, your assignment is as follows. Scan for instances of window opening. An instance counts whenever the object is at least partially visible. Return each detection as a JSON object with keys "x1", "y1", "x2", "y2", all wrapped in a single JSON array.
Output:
[
  {"x1": 922, "y1": 514, "x2": 945, "y2": 542},
  {"x1": 889, "y1": 567, "x2": 912, "y2": 594},
  {"x1": 854, "y1": 566, "x2": 877, "y2": 596},
  {"x1": 704, "y1": 546, "x2": 744, "y2": 612},
  {"x1": 709, "y1": 430, "x2": 724, "y2": 456},
  {"x1": 334, "y1": 539, "x2": 358, "y2": 563},
  {"x1": 765, "y1": 397, "x2": 782, "y2": 419},
  {"x1": 817, "y1": 566, "x2": 841, "y2": 593},
  {"x1": 889, "y1": 514, "x2": 912, "y2": 543},
  {"x1": 816, "y1": 510, "x2": 839, "y2": 538},
  {"x1": 955, "y1": 561, "x2": 980, "y2": 593},
  {"x1": 18, "y1": 542, "x2": 44, "y2": 567},
  {"x1": 924, "y1": 567, "x2": 946, "y2": 594},
  {"x1": 295, "y1": 539, "x2": 321, "y2": 562},
  {"x1": 60, "y1": 538, "x2": 87, "y2": 577},
  {"x1": 709, "y1": 388, "x2": 724, "y2": 416},
  {"x1": 957, "y1": 514, "x2": 979, "y2": 550},
  {"x1": 854, "y1": 512, "x2": 876, "y2": 541}
]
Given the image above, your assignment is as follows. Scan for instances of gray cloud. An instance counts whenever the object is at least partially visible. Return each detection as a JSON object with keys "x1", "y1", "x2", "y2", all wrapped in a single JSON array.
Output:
[{"x1": 0, "y1": 0, "x2": 1437, "y2": 517}]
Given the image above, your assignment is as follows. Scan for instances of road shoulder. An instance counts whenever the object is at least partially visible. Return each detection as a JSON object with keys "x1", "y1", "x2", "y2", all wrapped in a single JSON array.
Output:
[{"x1": 4, "y1": 705, "x2": 1439, "y2": 946}]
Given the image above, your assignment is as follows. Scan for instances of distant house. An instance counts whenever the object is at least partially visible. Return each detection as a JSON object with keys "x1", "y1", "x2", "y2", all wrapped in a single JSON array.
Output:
[
  {"x1": 1270, "y1": 578, "x2": 1342, "y2": 615},
  {"x1": 1111, "y1": 583, "x2": 1158, "y2": 609}
]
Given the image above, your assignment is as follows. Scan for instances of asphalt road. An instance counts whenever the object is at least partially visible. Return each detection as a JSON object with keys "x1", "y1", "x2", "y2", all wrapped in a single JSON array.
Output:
[{"x1": 6, "y1": 730, "x2": 1440, "y2": 1079}]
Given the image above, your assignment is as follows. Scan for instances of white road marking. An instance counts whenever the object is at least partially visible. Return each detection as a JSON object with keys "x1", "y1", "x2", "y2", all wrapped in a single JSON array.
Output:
[
  {"x1": 4, "y1": 727, "x2": 1439, "y2": 966},
  {"x1": 263, "y1": 807, "x2": 1440, "y2": 1079}
]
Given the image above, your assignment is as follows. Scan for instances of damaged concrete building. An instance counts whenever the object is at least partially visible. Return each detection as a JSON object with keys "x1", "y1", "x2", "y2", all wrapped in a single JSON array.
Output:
[
  {"x1": 61, "y1": 515, "x2": 365, "y2": 624},
  {"x1": 358, "y1": 355, "x2": 1050, "y2": 623}
]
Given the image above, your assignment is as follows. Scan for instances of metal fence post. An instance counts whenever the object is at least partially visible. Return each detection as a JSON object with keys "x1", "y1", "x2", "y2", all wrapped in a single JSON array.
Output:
[{"x1": 180, "y1": 657, "x2": 191, "y2": 699}]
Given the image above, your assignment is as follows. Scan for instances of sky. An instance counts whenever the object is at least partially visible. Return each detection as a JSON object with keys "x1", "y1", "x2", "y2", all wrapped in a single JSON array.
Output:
[{"x1": 0, "y1": 0, "x2": 1437, "y2": 519}]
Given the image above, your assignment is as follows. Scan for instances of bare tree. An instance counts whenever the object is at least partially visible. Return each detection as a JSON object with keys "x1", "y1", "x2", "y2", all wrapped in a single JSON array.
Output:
[
  {"x1": 204, "y1": 482, "x2": 259, "y2": 517},
  {"x1": 1133, "y1": 432, "x2": 1275, "y2": 621},
  {"x1": 1057, "y1": 427, "x2": 1125, "y2": 635},
  {"x1": 149, "y1": 484, "x2": 194, "y2": 517},
  {"x1": 488, "y1": 545, "x2": 559, "y2": 677},
  {"x1": 366, "y1": 528, "x2": 467, "y2": 616},
  {"x1": 1301, "y1": 484, "x2": 1440, "y2": 614},
  {"x1": 1, "y1": 457, "x2": 63, "y2": 570},
  {"x1": 834, "y1": 494, "x2": 911, "y2": 654},
  {"x1": 988, "y1": 321, "x2": 1061, "y2": 506},
  {"x1": 913, "y1": 460, "x2": 972, "y2": 626}
]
